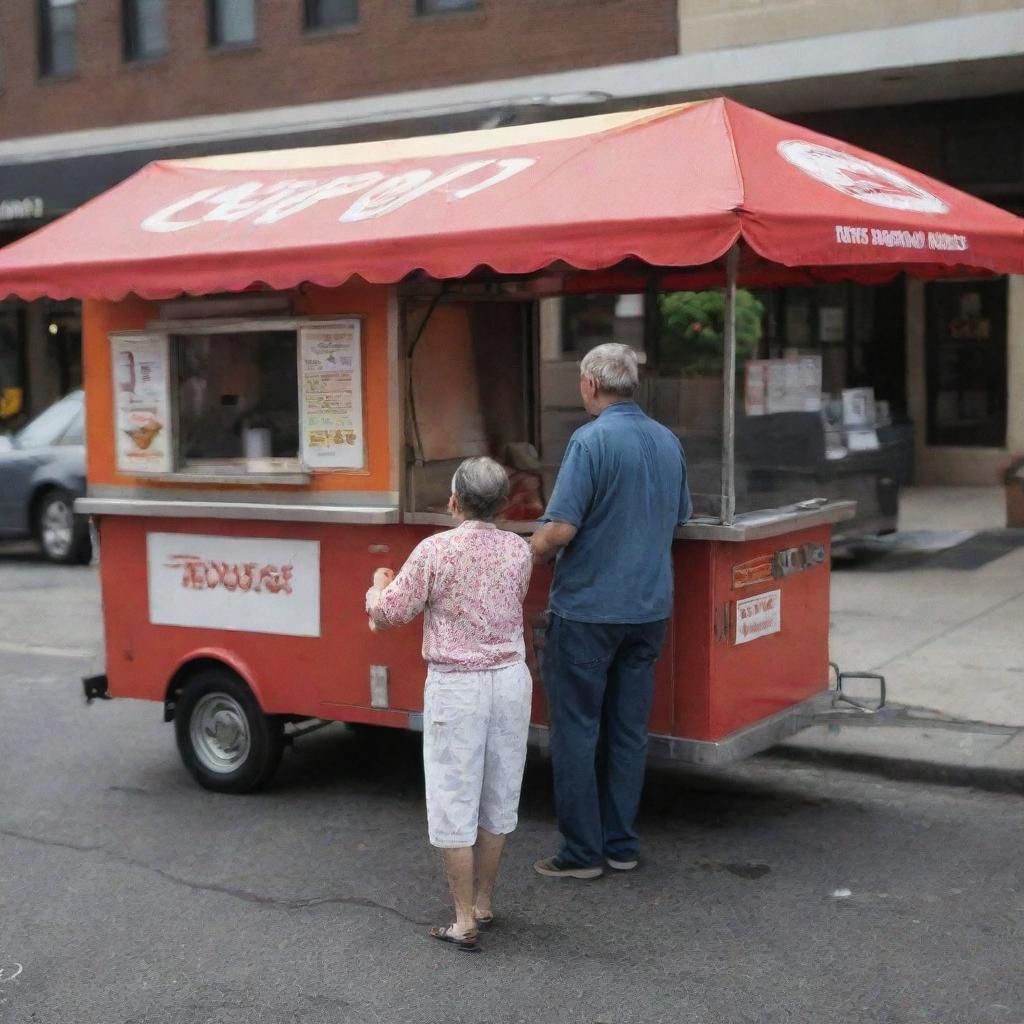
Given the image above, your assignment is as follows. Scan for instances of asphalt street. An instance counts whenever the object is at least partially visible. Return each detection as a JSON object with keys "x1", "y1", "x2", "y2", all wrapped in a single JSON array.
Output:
[{"x1": 1, "y1": 552, "x2": 1022, "y2": 1024}]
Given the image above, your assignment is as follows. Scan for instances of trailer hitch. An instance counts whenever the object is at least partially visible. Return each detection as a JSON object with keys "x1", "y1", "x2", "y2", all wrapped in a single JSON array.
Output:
[{"x1": 829, "y1": 662, "x2": 886, "y2": 713}]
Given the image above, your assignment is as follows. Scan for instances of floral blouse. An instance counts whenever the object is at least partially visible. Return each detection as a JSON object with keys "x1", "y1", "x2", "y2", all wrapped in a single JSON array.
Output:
[{"x1": 365, "y1": 520, "x2": 533, "y2": 671}]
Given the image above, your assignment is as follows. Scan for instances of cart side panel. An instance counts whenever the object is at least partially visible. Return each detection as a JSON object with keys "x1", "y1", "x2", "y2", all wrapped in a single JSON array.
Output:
[
  {"x1": 704, "y1": 524, "x2": 832, "y2": 740},
  {"x1": 100, "y1": 515, "x2": 435, "y2": 719},
  {"x1": 671, "y1": 540, "x2": 716, "y2": 739}
]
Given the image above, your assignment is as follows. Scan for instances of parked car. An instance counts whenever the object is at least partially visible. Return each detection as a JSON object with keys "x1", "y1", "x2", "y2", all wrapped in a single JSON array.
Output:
[{"x1": 0, "y1": 390, "x2": 91, "y2": 564}]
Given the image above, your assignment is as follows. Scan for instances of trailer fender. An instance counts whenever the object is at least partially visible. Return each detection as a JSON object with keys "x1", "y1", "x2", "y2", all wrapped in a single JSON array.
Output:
[{"x1": 163, "y1": 649, "x2": 266, "y2": 723}]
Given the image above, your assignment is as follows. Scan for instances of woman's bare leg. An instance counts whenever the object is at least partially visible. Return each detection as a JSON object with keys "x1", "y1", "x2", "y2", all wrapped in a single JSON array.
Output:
[
  {"x1": 440, "y1": 847, "x2": 477, "y2": 934},
  {"x1": 474, "y1": 827, "x2": 507, "y2": 919}
]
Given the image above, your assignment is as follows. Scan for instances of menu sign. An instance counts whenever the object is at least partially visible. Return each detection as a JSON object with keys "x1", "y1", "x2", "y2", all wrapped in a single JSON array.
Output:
[
  {"x1": 112, "y1": 334, "x2": 172, "y2": 474},
  {"x1": 299, "y1": 321, "x2": 365, "y2": 471}
]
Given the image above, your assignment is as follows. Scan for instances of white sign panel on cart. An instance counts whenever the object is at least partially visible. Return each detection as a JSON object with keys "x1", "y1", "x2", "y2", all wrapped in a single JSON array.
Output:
[
  {"x1": 147, "y1": 533, "x2": 321, "y2": 637},
  {"x1": 111, "y1": 333, "x2": 173, "y2": 474},
  {"x1": 734, "y1": 589, "x2": 782, "y2": 645},
  {"x1": 299, "y1": 320, "x2": 366, "y2": 470}
]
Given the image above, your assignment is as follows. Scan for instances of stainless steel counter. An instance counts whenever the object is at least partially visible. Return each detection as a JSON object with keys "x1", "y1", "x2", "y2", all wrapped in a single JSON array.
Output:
[
  {"x1": 406, "y1": 501, "x2": 855, "y2": 541},
  {"x1": 75, "y1": 497, "x2": 400, "y2": 526},
  {"x1": 77, "y1": 497, "x2": 853, "y2": 539}
]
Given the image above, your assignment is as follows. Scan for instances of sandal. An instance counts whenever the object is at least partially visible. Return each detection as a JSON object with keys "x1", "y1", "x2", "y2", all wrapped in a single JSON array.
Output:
[
  {"x1": 429, "y1": 923, "x2": 481, "y2": 952},
  {"x1": 474, "y1": 911, "x2": 495, "y2": 928}
]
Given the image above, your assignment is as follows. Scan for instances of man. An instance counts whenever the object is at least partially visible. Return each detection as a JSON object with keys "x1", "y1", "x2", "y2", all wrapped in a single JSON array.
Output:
[{"x1": 530, "y1": 342, "x2": 691, "y2": 879}]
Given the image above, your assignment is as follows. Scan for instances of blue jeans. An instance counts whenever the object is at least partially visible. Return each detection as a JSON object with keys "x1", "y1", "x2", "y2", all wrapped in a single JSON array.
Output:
[{"x1": 541, "y1": 614, "x2": 668, "y2": 868}]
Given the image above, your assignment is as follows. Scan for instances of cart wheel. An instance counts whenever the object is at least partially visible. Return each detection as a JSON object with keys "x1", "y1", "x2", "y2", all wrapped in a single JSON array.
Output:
[{"x1": 174, "y1": 668, "x2": 283, "y2": 794}]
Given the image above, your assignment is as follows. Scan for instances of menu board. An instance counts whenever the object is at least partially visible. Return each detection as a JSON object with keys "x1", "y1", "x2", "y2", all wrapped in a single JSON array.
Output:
[
  {"x1": 299, "y1": 321, "x2": 365, "y2": 471},
  {"x1": 112, "y1": 333, "x2": 172, "y2": 474}
]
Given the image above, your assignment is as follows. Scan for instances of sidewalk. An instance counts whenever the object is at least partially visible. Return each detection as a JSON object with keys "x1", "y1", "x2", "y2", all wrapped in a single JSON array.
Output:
[{"x1": 775, "y1": 486, "x2": 1024, "y2": 792}]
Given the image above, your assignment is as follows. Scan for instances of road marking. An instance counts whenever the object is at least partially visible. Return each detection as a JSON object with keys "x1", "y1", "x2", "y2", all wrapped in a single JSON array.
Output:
[{"x1": 0, "y1": 640, "x2": 96, "y2": 659}]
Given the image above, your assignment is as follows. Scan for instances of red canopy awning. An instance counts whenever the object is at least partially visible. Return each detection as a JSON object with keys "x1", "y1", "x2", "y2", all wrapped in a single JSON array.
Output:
[{"x1": 0, "y1": 98, "x2": 1021, "y2": 301}]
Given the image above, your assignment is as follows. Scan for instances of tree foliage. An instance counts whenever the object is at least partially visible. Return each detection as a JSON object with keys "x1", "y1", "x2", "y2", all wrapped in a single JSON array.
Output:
[{"x1": 658, "y1": 289, "x2": 765, "y2": 375}]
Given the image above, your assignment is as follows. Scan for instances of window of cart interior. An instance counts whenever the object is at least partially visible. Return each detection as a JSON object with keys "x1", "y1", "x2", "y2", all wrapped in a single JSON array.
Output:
[
  {"x1": 111, "y1": 317, "x2": 358, "y2": 481},
  {"x1": 175, "y1": 325, "x2": 299, "y2": 474}
]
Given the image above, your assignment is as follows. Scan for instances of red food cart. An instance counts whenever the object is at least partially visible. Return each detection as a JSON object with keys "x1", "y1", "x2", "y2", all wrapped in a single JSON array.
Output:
[{"x1": 0, "y1": 100, "x2": 1020, "y2": 792}]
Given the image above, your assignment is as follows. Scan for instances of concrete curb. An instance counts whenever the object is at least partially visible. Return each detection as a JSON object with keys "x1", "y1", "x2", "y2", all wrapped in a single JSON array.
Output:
[{"x1": 769, "y1": 715, "x2": 1024, "y2": 795}]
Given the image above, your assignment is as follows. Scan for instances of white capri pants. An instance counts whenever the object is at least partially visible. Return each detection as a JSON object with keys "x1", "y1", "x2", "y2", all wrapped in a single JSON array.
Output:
[{"x1": 422, "y1": 661, "x2": 533, "y2": 849}]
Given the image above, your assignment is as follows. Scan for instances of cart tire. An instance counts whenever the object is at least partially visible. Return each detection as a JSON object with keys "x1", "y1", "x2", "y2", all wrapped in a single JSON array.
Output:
[{"x1": 174, "y1": 668, "x2": 283, "y2": 794}]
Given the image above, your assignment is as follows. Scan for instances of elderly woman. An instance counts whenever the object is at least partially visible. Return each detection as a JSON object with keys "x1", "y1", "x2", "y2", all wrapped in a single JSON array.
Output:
[{"x1": 366, "y1": 456, "x2": 533, "y2": 953}]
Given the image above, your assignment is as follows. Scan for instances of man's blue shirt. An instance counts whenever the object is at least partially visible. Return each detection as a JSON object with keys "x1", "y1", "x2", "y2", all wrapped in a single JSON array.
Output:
[{"x1": 542, "y1": 402, "x2": 692, "y2": 624}]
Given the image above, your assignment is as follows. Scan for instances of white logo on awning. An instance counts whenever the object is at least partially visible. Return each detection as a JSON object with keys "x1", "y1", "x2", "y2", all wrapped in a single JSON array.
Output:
[
  {"x1": 777, "y1": 141, "x2": 949, "y2": 215},
  {"x1": 141, "y1": 157, "x2": 536, "y2": 233}
]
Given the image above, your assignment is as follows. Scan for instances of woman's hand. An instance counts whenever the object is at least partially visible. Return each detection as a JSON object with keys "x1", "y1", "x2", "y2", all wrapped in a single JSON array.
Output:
[{"x1": 373, "y1": 567, "x2": 395, "y2": 590}]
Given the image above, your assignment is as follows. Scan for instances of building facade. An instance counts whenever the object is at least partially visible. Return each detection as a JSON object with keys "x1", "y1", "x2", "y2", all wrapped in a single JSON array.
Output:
[{"x1": 1, "y1": 0, "x2": 1022, "y2": 485}]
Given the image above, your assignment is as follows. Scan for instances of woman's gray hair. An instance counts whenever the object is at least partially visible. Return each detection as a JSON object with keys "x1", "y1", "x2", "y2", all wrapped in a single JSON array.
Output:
[
  {"x1": 580, "y1": 343, "x2": 639, "y2": 397},
  {"x1": 451, "y1": 456, "x2": 510, "y2": 521}
]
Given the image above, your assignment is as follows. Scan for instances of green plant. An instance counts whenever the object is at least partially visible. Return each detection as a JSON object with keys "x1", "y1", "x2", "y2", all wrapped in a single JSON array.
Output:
[{"x1": 658, "y1": 289, "x2": 764, "y2": 375}]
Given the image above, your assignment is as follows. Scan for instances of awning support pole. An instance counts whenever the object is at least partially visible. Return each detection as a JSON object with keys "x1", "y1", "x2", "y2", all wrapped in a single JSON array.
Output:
[{"x1": 720, "y1": 243, "x2": 740, "y2": 526}]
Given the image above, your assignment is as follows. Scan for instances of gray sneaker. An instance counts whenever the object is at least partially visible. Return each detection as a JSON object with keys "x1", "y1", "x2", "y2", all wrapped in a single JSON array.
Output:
[
  {"x1": 533, "y1": 857, "x2": 603, "y2": 879},
  {"x1": 606, "y1": 856, "x2": 638, "y2": 871}
]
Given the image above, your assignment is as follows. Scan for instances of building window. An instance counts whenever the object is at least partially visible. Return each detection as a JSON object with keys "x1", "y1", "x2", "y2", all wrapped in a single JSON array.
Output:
[
  {"x1": 208, "y1": 0, "x2": 256, "y2": 47},
  {"x1": 123, "y1": 0, "x2": 169, "y2": 62},
  {"x1": 38, "y1": 0, "x2": 78, "y2": 78},
  {"x1": 303, "y1": 0, "x2": 358, "y2": 31},
  {"x1": 416, "y1": 0, "x2": 478, "y2": 13},
  {"x1": 925, "y1": 278, "x2": 1008, "y2": 448}
]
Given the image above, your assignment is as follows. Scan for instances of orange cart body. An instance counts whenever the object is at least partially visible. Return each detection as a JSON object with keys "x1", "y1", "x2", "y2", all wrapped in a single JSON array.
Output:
[{"x1": 83, "y1": 283, "x2": 841, "y2": 770}]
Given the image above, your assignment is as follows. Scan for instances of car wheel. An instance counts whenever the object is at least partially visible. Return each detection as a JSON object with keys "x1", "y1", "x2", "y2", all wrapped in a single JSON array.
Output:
[
  {"x1": 174, "y1": 667, "x2": 284, "y2": 794},
  {"x1": 36, "y1": 488, "x2": 91, "y2": 565}
]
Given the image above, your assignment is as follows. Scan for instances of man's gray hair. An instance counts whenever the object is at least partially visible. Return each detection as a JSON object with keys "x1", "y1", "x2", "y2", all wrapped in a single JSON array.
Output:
[
  {"x1": 580, "y1": 343, "x2": 639, "y2": 397},
  {"x1": 451, "y1": 456, "x2": 510, "y2": 522}
]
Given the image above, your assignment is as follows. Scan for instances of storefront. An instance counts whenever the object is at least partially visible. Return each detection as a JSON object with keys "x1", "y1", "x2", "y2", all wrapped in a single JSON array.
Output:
[
  {"x1": 794, "y1": 92, "x2": 1024, "y2": 486},
  {"x1": 0, "y1": 181, "x2": 88, "y2": 426}
]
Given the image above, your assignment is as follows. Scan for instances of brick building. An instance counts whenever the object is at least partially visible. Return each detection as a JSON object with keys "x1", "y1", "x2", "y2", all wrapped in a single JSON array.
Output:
[
  {"x1": 2, "y1": 1, "x2": 677, "y2": 139},
  {"x1": 1, "y1": 0, "x2": 1022, "y2": 483}
]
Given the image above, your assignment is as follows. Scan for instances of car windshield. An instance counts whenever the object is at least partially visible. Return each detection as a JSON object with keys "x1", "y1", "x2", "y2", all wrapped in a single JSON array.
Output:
[{"x1": 16, "y1": 392, "x2": 83, "y2": 449}]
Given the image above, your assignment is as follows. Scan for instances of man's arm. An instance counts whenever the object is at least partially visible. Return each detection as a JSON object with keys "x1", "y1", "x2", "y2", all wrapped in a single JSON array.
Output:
[
  {"x1": 532, "y1": 437, "x2": 593, "y2": 564},
  {"x1": 530, "y1": 521, "x2": 578, "y2": 564}
]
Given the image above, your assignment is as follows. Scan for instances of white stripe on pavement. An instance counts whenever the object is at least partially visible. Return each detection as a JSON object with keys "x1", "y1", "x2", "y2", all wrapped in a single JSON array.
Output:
[{"x1": 0, "y1": 640, "x2": 97, "y2": 659}]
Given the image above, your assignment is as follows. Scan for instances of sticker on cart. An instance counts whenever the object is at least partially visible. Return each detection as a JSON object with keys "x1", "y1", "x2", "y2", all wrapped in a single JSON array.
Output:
[
  {"x1": 732, "y1": 554, "x2": 775, "y2": 590},
  {"x1": 147, "y1": 533, "x2": 321, "y2": 637},
  {"x1": 734, "y1": 589, "x2": 781, "y2": 645},
  {"x1": 111, "y1": 333, "x2": 173, "y2": 474}
]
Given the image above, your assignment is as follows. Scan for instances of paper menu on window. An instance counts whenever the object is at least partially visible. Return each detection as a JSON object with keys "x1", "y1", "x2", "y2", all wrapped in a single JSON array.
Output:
[
  {"x1": 112, "y1": 333, "x2": 172, "y2": 474},
  {"x1": 299, "y1": 321, "x2": 366, "y2": 471}
]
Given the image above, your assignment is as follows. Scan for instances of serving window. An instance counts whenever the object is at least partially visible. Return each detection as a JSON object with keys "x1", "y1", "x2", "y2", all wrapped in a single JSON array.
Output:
[
  {"x1": 404, "y1": 297, "x2": 542, "y2": 520},
  {"x1": 111, "y1": 317, "x2": 365, "y2": 479},
  {"x1": 176, "y1": 330, "x2": 300, "y2": 466},
  {"x1": 402, "y1": 290, "x2": 727, "y2": 523}
]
